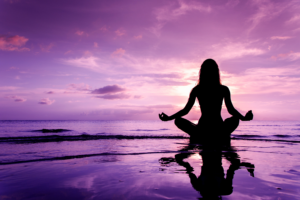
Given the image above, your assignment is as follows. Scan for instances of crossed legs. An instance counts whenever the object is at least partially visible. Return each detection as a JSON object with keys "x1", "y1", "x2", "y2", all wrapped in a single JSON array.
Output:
[{"x1": 174, "y1": 116, "x2": 239, "y2": 144}]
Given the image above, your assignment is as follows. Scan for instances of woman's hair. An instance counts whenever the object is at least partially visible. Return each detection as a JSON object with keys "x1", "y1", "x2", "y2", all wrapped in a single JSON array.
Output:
[{"x1": 198, "y1": 59, "x2": 221, "y2": 86}]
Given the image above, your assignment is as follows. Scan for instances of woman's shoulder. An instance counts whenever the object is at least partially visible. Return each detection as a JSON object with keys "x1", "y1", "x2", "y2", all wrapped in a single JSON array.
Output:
[
  {"x1": 220, "y1": 85, "x2": 231, "y2": 94},
  {"x1": 220, "y1": 84, "x2": 229, "y2": 90}
]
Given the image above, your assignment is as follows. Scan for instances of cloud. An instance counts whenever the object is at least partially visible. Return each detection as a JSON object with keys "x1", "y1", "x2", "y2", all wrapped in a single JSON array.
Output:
[
  {"x1": 111, "y1": 48, "x2": 125, "y2": 57},
  {"x1": 222, "y1": 66, "x2": 300, "y2": 95},
  {"x1": 94, "y1": 42, "x2": 98, "y2": 48},
  {"x1": 0, "y1": 35, "x2": 30, "y2": 51},
  {"x1": 115, "y1": 29, "x2": 125, "y2": 36},
  {"x1": 247, "y1": 0, "x2": 291, "y2": 33},
  {"x1": 100, "y1": 26, "x2": 108, "y2": 32},
  {"x1": 134, "y1": 35, "x2": 142, "y2": 39},
  {"x1": 155, "y1": 0, "x2": 210, "y2": 21},
  {"x1": 64, "y1": 83, "x2": 91, "y2": 94},
  {"x1": 151, "y1": 0, "x2": 210, "y2": 36},
  {"x1": 91, "y1": 85, "x2": 126, "y2": 94},
  {"x1": 151, "y1": 79, "x2": 190, "y2": 86},
  {"x1": 135, "y1": 73, "x2": 182, "y2": 79},
  {"x1": 95, "y1": 93, "x2": 130, "y2": 100},
  {"x1": 63, "y1": 56, "x2": 99, "y2": 70},
  {"x1": 75, "y1": 30, "x2": 84, "y2": 36},
  {"x1": 271, "y1": 51, "x2": 300, "y2": 61},
  {"x1": 0, "y1": 86, "x2": 19, "y2": 90},
  {"x1": 120, "y1": 104, "x2": 177, "y2": 109},
  {"x1": 211, "y1": 41, "x2": 265, "y2": 60},
  {"x1": 47, "y1": 91, "x2": 54, "y2": 94},
  {"x1": 68, "y1": 83, "x2": 91, "y2": 91},
  {"x1": 64, "y1": 50, "x2": 72, "y2": 55},
  {"x1": 40, "y1": 43, "x2": 54, "y2": 52},
  {"x1": 38, "y1": 98, "x2": 55, "y2": 105},
  {"x1": 270, "y1": 36, "x2": 292, "y2": 40},
  {"x1": 133, "y1": 95, "x2": 142, "y2": 99},
  {"x1": 286, "y1": 14, "x2": 300, "y2": 24},
  {"x1": 6, "y1": 96, "x2": 26, "y2": 102}
]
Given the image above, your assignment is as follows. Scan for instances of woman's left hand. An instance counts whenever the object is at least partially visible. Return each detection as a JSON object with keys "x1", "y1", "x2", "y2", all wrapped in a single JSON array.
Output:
[{"x1": 159, "y1": 112, "x2": 170, "y2": 121}]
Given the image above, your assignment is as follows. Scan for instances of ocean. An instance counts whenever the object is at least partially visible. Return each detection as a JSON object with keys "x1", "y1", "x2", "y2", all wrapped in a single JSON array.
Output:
[
  {"x1": 1, "y1": 120, "x2": 300, "y2": 199},
  {"x1": 1, "y1": 120, "x2": 300, "y2": 164}
]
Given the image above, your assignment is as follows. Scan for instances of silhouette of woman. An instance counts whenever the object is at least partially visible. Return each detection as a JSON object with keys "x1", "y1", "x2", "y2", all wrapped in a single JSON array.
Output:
[{"x1": 159, "y1": 59, "x2": 253, "y2": 144}]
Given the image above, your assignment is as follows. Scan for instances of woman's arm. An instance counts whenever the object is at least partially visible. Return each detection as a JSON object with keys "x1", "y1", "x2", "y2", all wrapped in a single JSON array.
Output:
[
  {"x1": 159, "y1": 87, "x2": 197, "y2": 121},
  {"x1": 223, "y1": 86, "x2": 253, "y2": 121}
]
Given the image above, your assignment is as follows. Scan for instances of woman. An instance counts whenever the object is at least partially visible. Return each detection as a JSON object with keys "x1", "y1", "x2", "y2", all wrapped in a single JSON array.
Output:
[{"x1": 159, "y1": 59, "x2": 253, "y2": 144}]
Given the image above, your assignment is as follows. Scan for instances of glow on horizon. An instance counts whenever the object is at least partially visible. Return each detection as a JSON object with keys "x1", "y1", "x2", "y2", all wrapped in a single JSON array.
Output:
[{"x1": 1, "y1": 0, "x2": 300, "y2": 120}]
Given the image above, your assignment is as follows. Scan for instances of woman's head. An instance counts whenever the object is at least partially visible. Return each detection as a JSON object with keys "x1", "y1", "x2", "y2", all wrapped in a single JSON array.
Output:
[{"x1": 198, "y1": 59, "x2": 221, "y2": 86}]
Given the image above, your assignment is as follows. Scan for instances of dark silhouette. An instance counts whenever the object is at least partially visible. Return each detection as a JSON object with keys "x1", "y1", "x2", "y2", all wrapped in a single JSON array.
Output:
[
  {"x1": 159, "y1": 59, "x2": 253, "y2": 144},
  {"x1": 159, "y1": 144, "x2": 255, "y2": 199}
]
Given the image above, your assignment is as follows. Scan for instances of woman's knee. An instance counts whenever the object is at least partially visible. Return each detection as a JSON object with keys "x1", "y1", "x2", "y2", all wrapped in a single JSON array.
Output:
[
  {"x1": 225, "y1": 116, "x2": 239, "y2": 126},
  {"x1": 224, "y1": 116, "x2": 240, "y2": 135},
  {"x1": 174, "y1": 117, "x2": 183, "y2": 128}
]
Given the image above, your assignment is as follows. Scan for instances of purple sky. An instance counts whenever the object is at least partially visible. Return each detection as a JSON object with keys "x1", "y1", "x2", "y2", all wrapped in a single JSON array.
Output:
[{"x1": 1, "y1": 0, "x2": 300, "y2": 120}]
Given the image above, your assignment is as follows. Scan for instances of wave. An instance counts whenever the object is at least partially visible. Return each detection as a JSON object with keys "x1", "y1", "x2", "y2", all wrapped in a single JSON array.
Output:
[
  {"x1": 244, "y1": 125, "x2": 281, "y2": 127},
  {"x1": 0, "y1": 134, "x2": 189, "y2": 144},
  {"x1": 231, "y1": 137, "x2": 300, "y2": 143},
  {"x1": 0, "y1": 150, "x2": 179, "y2": 165},
  {"x1": 232, "y1": 134, "x2": 266, "y2": 138},
  {"x1": 31, "y1": 129, "x2": 71, "y2": 133},
  {"x1": 130, "y1": 129, "x2": 169, "y2": 131},
  {"x1": 273, "y1": 134, "x2": 292, "y2": 138}
]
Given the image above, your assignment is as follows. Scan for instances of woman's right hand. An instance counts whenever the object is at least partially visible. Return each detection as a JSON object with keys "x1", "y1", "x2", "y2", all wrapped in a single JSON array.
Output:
[
  {"x1": 159, "y1": 112, "x2": 170, "y2": 121},
  {"x1": 244, "y1": 110, "x2": 253, "y2": 121}
]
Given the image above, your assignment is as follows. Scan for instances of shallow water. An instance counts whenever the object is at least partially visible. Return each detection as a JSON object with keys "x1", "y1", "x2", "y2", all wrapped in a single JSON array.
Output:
[{"x1": 1, "y1": 120, "x2": 300, "y2": 199}]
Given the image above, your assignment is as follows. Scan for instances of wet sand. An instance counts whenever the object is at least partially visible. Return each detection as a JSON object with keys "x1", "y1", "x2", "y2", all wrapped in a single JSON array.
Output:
[{"x1": 1, "y1": 139, "x2": 300, "y2": 199}]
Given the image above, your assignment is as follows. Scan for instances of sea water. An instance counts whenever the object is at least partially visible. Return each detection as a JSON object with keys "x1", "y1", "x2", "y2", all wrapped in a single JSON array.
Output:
[
  {"x1": 1, "y1": 120, "x2": 300, "y2": 199},
  {"x1": 0, "y1": 120, "x2": 300, "y2": 164}
]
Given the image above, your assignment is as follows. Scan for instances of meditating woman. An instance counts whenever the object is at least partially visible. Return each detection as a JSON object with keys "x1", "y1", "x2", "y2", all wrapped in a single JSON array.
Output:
[{"x1": 159, "y1": 59, "x2": 253, "y2": 144}]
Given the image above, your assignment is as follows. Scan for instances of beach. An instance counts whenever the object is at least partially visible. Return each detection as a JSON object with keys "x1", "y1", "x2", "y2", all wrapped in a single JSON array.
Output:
[{"x1": 1, "y1": 120, "x2": 300, "y2": 199}]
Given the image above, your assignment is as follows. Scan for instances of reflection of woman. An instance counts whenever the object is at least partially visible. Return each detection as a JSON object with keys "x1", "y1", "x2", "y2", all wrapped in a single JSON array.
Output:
[
  {"x1": 159, "y1": 59, "x2": 253, "y2": 143},
  {"x1": 173, "y1": 146, "x2": 255, "y2": 199}
]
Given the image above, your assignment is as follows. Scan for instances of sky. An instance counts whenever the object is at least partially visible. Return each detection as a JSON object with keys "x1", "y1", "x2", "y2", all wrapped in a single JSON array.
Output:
[{"x1": 1, "y1": 0, "x2": 300, "y2": 120}]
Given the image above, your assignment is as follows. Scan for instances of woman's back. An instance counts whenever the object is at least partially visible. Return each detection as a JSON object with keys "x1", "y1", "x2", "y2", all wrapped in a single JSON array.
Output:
[{"x1": 194, "y1": 85, "x2": 226, "y2": 123}]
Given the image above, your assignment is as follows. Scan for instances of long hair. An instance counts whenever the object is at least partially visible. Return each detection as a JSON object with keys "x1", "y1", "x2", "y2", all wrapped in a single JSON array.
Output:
[{"x1": 198, "y1": 59, "x2": 221, "y2": 86}]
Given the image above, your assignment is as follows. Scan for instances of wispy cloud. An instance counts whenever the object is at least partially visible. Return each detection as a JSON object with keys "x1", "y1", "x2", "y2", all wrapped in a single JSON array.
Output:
[
  {"x1": 5, "y1": 96, "x2": 26, "y2": 102},
  {"x1": 92, "y1": 85, "x2": 130, "y2": 100},
  {"x1": 0, "y1": 35, "x2": 30, "y2": 51},
  {"x1": 223, "y1": 66, "x2": 300, "y2": 95},
  {"x1": 247, "y1": 0, "x2": 291, "y2": 33},
  {"x1": 95, "y1": 93, "x2": 130, "y2": 100},
  {"x1": 286, "y1": 14, "x2": 300, "y2": 24},
  {"x1": 40, "y1": 43, "x2": 54, "y2": 52},
  {"x1": 0, "y1": 86, "x2": 19, "y2": 90},
  {"x1": 75, "y1": 30, "x2": 85, "y2": 36},
  {"x1": 270, "y1": 36, "x2": 292, "y2": 40},
  {"x1": 111, "y1": 48, "x2": 125, "y2": 57},
  {"x1": 151, "y1": 0, "x2": 210, "y2": 36},
  {"x1": 64, "y1": 83, "x2": 91, "y2": 94},
  {"x1": 211, "y1": 41, "x2": 265, "y2": 60},
  {"x1": 68, "y1": 83, "x2": 91, "y2": 91},
  {"x1": 91, "y1": 85, "x2": 126, "y2": 94},
  {"x1": 63, "y1": 56, "x2": 99, "y2": 71},
  {"x1": 38, "y1": 98, "x2": 55, "y2": 105},
  {"x1": 115, "y1": 29, "x2": 125, "y2": 36},
  {"x1": 155, "y1": 0, "x2": 210, "y2": 21},
  {"x1": 134, "y1": 35, "x2": 142, "y2": 39},
  {"x1": 271, "y1": 51, "x2": 300, "y2": 61}
]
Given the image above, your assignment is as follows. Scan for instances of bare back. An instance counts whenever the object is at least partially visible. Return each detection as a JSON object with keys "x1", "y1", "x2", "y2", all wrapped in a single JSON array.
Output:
[{"x1": 192, "y1": 85, "x2": 229, "y2": 125}]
